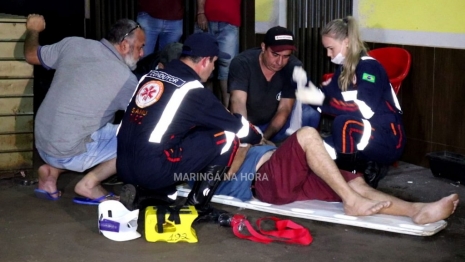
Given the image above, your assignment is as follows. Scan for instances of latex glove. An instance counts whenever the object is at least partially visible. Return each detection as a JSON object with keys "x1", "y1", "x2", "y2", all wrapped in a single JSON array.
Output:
[
  {"x1": 292, "y1": 66, "x2": 307, "y2": 87},
  {"x1": 296, "y1": 81, "x2": 325, "y2": 106}
]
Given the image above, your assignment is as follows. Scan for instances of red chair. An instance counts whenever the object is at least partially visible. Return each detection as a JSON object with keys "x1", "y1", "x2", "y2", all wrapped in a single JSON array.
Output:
[
  {"x1": 367, "y1": 47, "x2": 411, "y2": 94},
  {"x1": 320, "y1": 47, "x2": 411, "y2": 94},
  {"x1": 321, "y1": 73, "x2": 333, "y2": 83}
]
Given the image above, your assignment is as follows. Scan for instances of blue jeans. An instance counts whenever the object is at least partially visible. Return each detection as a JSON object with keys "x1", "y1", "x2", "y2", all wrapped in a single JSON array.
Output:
[
  {"x1": 137, "y1": 12, "x2": 183, "y2": 57},
  {"x1": 257, "y1": 104, "x2": 321, "y2": 143},
  {"x1": 37, "y1": 123, "x2": 118, "y2": 172},
  {"x1": 195, "y1": 22, "x2": 239, "y2": 80}
]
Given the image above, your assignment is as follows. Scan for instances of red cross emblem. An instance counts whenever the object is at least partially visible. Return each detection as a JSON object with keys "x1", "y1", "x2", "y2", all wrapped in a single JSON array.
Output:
[{"x1": 135, "y1": 80, "x2": 164, "y2": 108}]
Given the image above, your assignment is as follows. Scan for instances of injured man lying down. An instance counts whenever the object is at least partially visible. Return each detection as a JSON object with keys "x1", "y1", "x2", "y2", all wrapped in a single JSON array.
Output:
[{"x1": 212, "y1": 127, "x2": 459, "y2": 225}]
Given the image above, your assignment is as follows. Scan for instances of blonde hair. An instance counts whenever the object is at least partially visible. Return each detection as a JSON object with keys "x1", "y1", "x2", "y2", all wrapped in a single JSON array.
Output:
[{"x1": 321, "y1": 16, "x2": 367, "y2": 91}]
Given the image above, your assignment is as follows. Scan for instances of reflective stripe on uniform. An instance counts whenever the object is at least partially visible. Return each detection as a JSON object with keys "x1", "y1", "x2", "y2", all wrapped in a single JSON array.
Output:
[
  {"x1": 341, "y1": 90, "x2": 374, "y2": 119},
  {"x1": 222, "y1": 131, "x2": 237, "y2": 155},
  {"x1": 236, "y1": 115, "x2": 250, "y2": 139},
  {"x1": 390, "y1": 84, "x2": 402, "y2": 111},
  {"x1": 149, "y1": 80, "x2": 203, "y2": 143},
  {"x1": 357, "y1": 119, "x2": 372, "y2": 150}
]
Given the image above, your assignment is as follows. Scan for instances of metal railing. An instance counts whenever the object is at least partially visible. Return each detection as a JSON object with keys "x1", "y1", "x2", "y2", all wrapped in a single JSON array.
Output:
[
  {"x1": 287, "y1": 0, "x2": 352, "y2": 83},
  {"x1": 86, "y1": 0, "x2": 137, "y2": 40}
]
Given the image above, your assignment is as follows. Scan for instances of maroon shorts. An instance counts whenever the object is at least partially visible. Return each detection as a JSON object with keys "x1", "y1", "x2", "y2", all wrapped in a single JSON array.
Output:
[{"x1": 254, "y1": 133, "x2": 361, "y2": 205}]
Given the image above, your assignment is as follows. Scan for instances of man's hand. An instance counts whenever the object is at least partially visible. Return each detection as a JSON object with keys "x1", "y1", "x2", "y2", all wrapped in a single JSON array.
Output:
[
  {"x1": 260, "y1": 138, "x2": 275, "y2": 146},
  {"x1": 197, "y1": 13, "x2": 208, "y2": 31},
  {"x1": 26, "y1": 14, "x2": 46, "y2": 33}
]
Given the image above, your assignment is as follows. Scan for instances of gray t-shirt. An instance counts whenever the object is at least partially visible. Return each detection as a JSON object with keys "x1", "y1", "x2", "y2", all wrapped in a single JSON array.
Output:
[{"x1": 35, "y1": 37, "x2": 138, "y2": 158}]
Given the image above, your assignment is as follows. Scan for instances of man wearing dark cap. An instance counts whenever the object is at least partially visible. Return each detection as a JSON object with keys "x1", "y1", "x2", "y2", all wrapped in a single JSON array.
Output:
[
  {"x1": 229, "y1": 26, "x2": 321, "y2": 143},
  {"x1": 116, "y1": 33, "x2": 262, "y2": 213}
]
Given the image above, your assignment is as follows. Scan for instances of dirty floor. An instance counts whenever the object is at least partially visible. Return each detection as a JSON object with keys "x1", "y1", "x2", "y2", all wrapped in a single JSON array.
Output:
[{"x1": 1, "y1": 161, "x2": 464, "y2": 262}]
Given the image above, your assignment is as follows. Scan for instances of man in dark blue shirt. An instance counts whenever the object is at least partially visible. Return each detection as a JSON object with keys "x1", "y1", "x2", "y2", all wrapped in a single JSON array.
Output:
[{"x1": 229, "y1": 26, "x2": 321, "y2": 143}]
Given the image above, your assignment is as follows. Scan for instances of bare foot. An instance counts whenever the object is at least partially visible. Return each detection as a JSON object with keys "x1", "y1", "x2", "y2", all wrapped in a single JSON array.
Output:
[
  {"x1": 344, "y1": 195, "x2": 391, "y2": 216},
  {"x1": 37, "y1": 164, "x2": 64, "y2": 196},
  {"x1": 412, "y1": 194, "x2": 460, "y2": 224}
]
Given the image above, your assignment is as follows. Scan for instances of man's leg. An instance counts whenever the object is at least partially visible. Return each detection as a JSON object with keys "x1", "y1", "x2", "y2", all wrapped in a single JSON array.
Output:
[
  {"x1": 296, "y1": 127, "x2": 391, "y2": 216},
  {"x1": 348, "y1": 177, "x2": 459, "y2": 224},
  {"x1": 37, "y1": 164, "x2": 65, "y2": 196},
  {"x1": 219, "y1": 79, "x2": 230, "y2": 108},
  {"x1": 35, "y1": 124, "x2": 118, "y2": 200},
  {"x1": 74, "y1": 158, "x2": 116, "y2": 200},
  {"x1": 35, "y1": 157, "x2": 114, "y2": 201},
  {"x1": 73, "y1": 124, "x2": 120, "y2": 199},
  {"x1": 137, "y1": 12, "x2": 161, "y2": 57},
  {"x1": 35, "y1": 148, "x2": 69, "y2": 196},
  {"x1": 158, "y1": 19, "x2": 183, "y2": 51},
  {"x1": 216, "y1": 22, "x2": 238, "y2": 108}
]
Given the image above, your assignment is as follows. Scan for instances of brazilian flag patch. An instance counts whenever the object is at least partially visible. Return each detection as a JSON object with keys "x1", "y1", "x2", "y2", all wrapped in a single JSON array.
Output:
[{"x1": 362, "y1": 73, "x2": 376, "y2": 83}]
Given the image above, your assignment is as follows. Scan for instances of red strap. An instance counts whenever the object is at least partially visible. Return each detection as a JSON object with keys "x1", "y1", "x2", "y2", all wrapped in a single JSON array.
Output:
[
  {"x1": 231, "y1": 215, "x2": 312, "y2": 245},
  {"x1": 257, "y1": 217, "x2": 313, "y2": 245},
  {"x1": 232, "y1": 219, "x2": 274, "y2": 244}
]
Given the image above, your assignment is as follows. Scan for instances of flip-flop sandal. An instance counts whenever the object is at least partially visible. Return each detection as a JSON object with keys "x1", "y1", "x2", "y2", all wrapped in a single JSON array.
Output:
[
  {"x1": 34, "y1": 189, "x2": 61, "y2": 201},
  {"x1": 73, "y1": 192, "x2": 117, "y2": 206}
]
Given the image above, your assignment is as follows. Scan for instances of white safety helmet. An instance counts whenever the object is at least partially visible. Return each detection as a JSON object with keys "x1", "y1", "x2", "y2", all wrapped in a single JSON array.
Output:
[{"x1": 98, "y1": 200, "x2": 141, "y2": 241}]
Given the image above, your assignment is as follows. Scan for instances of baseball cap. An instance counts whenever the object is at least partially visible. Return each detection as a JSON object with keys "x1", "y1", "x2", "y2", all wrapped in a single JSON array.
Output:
[
  {"x1": 159, "y1": 42, "x2": 183, "y2": 66},
  {"x1": 181, "y1": 32, "x2": 231, "y2": 59},
  {"x1": 98, "y1": 200, "x2": 141, "y2": 241},
  {"x1": 263, "y1": 26, "x2": 297, "y2": 52}
]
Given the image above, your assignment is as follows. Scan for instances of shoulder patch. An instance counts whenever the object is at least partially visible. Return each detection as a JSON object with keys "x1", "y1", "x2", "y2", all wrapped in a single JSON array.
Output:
[
  {"x1": 147, "y1": 71, "x2": 186, "y2": 87},
  {"x1": 135, "y1": 80, "x2": 164, "y2": 108},
  {"x1": 362, "y1": 73, "x2": 376, "y2": 83}
]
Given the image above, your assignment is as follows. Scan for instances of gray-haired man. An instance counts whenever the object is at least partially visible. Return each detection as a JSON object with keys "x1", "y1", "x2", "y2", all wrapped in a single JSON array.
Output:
[{"x1": 24, "y1": 14, "x2": 145, "y2": 204}]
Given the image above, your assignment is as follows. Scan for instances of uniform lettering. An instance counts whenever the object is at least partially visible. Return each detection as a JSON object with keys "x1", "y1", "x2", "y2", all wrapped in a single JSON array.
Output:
[
  {"x1": 131, "y1": 107, "x2": 148, "y2": 116},
  {"x1": 147, "y1": 71, "x2": 186, "y2": 87}
]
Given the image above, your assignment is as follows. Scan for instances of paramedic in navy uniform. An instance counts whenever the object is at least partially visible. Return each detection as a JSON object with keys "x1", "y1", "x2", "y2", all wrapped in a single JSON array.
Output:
[
  {"x1": 296, "y1": 16, "x2": 406, "y2": 188},
  {"x1": 116, "y1": 32, "x2": 262, "y2": 213}
]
